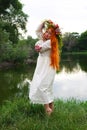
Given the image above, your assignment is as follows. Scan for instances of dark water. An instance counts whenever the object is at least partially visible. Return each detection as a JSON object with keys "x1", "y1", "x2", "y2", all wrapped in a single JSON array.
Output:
[{"x1": 0, "y1": 54, "x2": 87, "y2": 105}]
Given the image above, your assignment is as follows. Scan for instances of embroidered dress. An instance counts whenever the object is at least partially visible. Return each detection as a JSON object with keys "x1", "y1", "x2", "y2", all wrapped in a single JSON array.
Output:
[{"x1": 29, "y1": 39, "x2": 56, "y2": 104}]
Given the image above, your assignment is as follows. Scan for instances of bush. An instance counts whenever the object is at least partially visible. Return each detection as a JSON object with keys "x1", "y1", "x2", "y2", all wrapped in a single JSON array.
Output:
[{"x1": 0, "y1": 42, "x2": 29, "y2": 63}]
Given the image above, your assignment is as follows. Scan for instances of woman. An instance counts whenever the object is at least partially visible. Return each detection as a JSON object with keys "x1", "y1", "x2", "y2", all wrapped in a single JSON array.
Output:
[{"x1": 29, "y1": 20, "x2": 62, "y2": 115}]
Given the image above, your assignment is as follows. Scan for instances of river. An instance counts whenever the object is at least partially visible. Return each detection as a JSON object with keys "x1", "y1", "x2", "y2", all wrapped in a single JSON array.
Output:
[{"x1": 0, "y1": 54, "x2": 87, "y2": 105}]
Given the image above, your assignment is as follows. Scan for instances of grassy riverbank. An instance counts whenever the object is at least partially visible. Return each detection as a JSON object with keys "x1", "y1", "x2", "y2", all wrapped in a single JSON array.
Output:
[{"x1": 0, "y1": 97, "x2": 87, "y2": 130}]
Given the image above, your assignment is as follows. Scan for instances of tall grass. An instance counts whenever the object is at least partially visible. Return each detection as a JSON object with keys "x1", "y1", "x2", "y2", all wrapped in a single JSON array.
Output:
[{"x1": 0, "y1": 97, "x2": 87, "y2": 130}]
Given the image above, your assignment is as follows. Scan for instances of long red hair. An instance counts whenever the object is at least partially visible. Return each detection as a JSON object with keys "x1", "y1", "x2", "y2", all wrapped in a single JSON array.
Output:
[{"x1": 49, "y1": 28, "x2": 60, "y2": 70}]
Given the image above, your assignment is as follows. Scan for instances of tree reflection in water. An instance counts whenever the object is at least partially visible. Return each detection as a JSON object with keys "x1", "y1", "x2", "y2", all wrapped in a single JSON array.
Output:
[
  {"x1": 54, "y1": 54, "x2": 87, "y2": 101},
  {"x1": 0, "y1": 54, "x2": 87, "y2": 105}
]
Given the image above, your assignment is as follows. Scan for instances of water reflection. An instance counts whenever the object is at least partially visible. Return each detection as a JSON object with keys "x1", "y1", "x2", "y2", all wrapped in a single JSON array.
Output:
[
  {"x1": 54, "y1": 65, "x2": 87, "y2": 101},
  {"x1": 61, "y1": 54, "x2": 87, "y2": 72},
  {"x1": 0, "y1": 64, "x2": 35, "y2": 104},
  {"x1": 0, "y1": 54, "x2": 87, "y2": 105}
]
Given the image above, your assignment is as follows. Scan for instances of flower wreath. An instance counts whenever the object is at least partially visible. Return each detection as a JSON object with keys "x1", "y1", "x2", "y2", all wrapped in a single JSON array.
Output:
[{"x1": 43, "y1": 20, "x2": 63, "y2": 54}]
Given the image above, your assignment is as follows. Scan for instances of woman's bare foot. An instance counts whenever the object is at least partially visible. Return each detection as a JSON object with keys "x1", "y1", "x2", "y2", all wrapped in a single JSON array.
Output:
[
  {"x1": 44, "y1": 104, "x2": 52, "y2": 115},
  {"x1": 46, "y1": 107, "x2": 52, "y2": 115}
]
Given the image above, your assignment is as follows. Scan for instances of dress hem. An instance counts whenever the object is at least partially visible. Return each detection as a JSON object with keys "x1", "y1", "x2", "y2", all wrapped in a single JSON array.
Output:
[{"x1": 30, "y1": 99, "x2": 53, "y2": 105}]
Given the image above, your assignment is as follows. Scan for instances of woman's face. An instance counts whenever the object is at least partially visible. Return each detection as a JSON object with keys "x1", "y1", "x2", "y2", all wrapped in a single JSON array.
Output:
[{"x1": 43, "y1": 29, "x2": 52, "y2": 40}]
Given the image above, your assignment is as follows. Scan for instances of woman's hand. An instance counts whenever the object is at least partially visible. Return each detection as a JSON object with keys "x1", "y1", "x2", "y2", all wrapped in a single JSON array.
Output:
[{"x1": 35, "y1": 45, "x2": 42, "y2": 52}]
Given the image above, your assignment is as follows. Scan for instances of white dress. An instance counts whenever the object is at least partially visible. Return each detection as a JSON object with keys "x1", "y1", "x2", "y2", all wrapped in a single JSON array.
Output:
[{"x1": 29, "y1": 39, "x2": 56, "y2": 104}]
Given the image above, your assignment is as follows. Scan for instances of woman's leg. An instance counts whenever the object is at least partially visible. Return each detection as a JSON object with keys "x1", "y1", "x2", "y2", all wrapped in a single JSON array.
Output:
[
  {"x1": 44, "y1": 104, "x2": 52, "y2": 115},
  {"x1": 49, "y1": 102, "x2": 54, "y2": 112}
]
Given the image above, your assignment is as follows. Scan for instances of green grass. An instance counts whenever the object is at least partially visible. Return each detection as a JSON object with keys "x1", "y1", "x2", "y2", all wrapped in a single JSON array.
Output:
[{"x1": 0, "y1": 97, "x2": 87, "y2": 130}]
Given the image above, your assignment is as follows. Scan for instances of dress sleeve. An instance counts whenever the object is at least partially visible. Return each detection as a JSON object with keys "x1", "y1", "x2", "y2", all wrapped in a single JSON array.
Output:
[
  {"x1": 36, "y1": 23, "x2": 44, "y2": 39},
  {"x1": 35, "y1": 40, "x2": 42, "y2": 46},
  {"x1": 40, "y1": 40, "x2": 51, "y2": 53}
]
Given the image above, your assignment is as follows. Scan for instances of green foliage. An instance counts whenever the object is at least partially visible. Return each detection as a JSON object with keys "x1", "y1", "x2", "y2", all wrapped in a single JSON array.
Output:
[
  {"x1": 12, "y1": 45, "x2": 29, "y2": 63},
  {"x1": 0, "y1": 42, "x2": 13, "y2": 61},
  {"x1": 26, "y1": 36, "x2": 38, "y2": 59},
  {"x1": 0, "y1": 29, "x2": 9, "y2": 45},
  {"x1": 0, "y1": 0, "x2": 28, "y2": 44},
  {"x1": 62, "y1": 32, "x2": 79, "y2": 52},
  {"x1": 0, "y1": 34, "x2": 38, "y2": 63},
  {"x1": 57, "y1": 35, "x2": 63, "y2": 54},
  {"x1": 0, "y1": 41, "x2": 29, "y2": 63},
  {"x1": 0, "y1": 20, "x2": 10, "y2": 45},
  {"x1": 62, "y1": 31, "x2": 87, "y2": 52},
  {"x1": 1, "y1": 97, "x2": 87, "y2": 130},
  {"x1": 78, "y1": 30, "x2": 87, "y2": 51}
]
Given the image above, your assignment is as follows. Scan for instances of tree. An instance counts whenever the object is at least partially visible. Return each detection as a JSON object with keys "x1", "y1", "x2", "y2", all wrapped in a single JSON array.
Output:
[
  {"x1": 62, "y1": 32, "x2": 79, "y2": 52},
  {"x1": 0, "y1": 20, "x2": 9, "y2": 45},
  {"x1": 26, "y1": 36, "x2": 38, "y2": 59},
  {"x1": 78, "y1": 30, "x2": 87, "y2": 51},
  {"x1": 0, "y1": 0, "x2": 28, "y2": 44}
]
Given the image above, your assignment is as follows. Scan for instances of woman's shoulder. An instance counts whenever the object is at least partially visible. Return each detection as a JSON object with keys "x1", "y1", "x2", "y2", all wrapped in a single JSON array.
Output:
[
  {"x1": 35, "y1": 40, "x2": 43, "y2": 45},
  {"x1": 44, "y1": 39, "x2": 51, "y2": 44}
]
